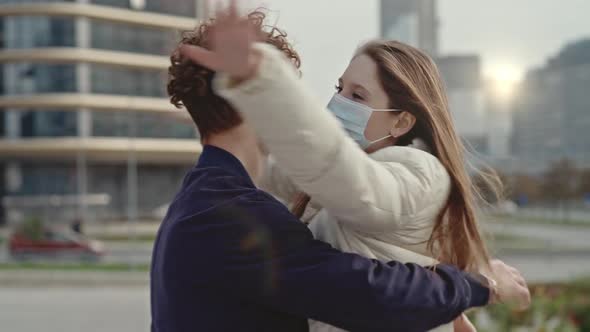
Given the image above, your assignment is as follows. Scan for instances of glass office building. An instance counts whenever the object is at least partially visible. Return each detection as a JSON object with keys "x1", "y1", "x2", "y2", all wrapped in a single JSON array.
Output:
[{"x1": 0, "y1": 0, "x2": 205, "y2": 223}]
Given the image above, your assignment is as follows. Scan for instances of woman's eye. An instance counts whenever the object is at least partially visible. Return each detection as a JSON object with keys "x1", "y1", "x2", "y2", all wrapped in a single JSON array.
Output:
[
  {"x1": 352, "y1": 93, "x2": 364, "y2": 101},
  {"x1": 334, "y1": 85, "x2": 343, "y2": 92}
]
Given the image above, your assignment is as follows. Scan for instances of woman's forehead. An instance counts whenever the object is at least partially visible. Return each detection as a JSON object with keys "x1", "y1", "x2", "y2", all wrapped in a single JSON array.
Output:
[{"x1": 341, "y1": 54, "x2": 380, "y2": 89}]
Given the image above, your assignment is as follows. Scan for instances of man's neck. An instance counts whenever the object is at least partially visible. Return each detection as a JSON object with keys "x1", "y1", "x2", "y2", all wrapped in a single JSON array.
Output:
[{"x1": 204, "y1": 124, "x2": 265, "y2": 183}]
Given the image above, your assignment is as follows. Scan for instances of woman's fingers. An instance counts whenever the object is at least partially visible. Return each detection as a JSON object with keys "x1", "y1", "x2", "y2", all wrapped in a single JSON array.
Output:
[
  {"x1": 453, "y1": 314, "x2": 477, "y2": 332},
  {"x1": 512, "y1": 283, "x2": 531, "y2": 310},
  {"x1": 179, "y1": 45, "x2": 221, "y2": 71},
  {"x1": 509, "y1": 267, "x2": 527, "y2": 288},
  {"x1": 516, "y1": 275, "x2": 527, "y2": 288},
  {"x1": 506, "y1": 267, "x2": 530, "y2": 308},
  {"x1": 216, "y1": 0, "x2": 239, "y2": 25},
  {"x1": 181, "y1": 1, "x2": 256, "y2": 77},
  {"x1": 228, "y1": 0, "x2": 239, "y2": 20},
  {"x1": 214, "y1": 0, "x2": 224, "y2": 19}
]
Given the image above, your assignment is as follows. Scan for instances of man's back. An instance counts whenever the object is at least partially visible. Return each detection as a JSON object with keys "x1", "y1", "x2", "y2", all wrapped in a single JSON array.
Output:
[{"x1": 151, "y1": 146, "x2": 310, "y2": 331}]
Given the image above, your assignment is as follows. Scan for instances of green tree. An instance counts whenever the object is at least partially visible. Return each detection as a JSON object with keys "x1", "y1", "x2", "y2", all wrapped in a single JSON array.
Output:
[
  {"x1": 505, "y1": 173, "x2": 543, "y2": 203},
  {"x1": 577, "y1": 168, "x2": 590, "y2": 197},
  {"x1": 541, "y1": 158, "x2": 578, "y2": 201},
  {"x1": 21, "y1": 216, "x2": 43, "y2": 241}
]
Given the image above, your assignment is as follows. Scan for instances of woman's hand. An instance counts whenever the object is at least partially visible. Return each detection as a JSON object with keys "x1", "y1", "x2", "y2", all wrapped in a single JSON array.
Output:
[
  {"x1": 487, "y1": 259, "x2": 531, "y2": 310},
  {"x1": 453, "y1": 314, "x2": 477, "y2": 332},
  {"x1": 179, "y1": 0, "x2": 261, "y2": 82}
]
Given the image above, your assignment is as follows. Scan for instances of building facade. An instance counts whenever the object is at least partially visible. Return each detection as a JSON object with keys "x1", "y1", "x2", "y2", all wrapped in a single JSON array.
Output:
[
  {"x1": 380, "y1": 0, "x2": 438, "y2": 57},
  {"x1": 0, "y1": 0, "x2": 205, "y2": 224},
  {"x1": 436, "y1": 55, "x2": 488, "y2": 155},
  {"x1": 512, "y1": 38, "x2": 590, "y2": 171}
]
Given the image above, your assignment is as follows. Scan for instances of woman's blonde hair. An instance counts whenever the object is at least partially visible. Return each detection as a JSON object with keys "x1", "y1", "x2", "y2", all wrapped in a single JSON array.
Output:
[{"x1": 292, "y1": 40, "x2": 502, "y2": 271}]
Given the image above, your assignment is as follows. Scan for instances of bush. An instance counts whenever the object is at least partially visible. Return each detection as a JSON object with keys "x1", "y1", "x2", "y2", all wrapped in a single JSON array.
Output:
[
  {"x1": 470, "y1": 280, "x2": 590, "y2": 331},
  {"x1": 20, "y1": 217, "x2": 44, "y2": 241}
]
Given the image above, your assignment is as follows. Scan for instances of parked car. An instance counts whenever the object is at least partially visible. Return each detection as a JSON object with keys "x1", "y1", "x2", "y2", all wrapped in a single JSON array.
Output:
[{"x1": 9, "y1": 228, "x2": 106, "y2": 261}]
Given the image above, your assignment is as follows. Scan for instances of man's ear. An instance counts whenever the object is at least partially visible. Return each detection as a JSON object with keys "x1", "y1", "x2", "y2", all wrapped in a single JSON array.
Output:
[{"x1": 391, "y1": 112, "x2": 416, "y2": 138}]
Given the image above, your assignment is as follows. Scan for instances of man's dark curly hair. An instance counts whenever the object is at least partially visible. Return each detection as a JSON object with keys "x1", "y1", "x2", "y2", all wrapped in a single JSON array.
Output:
[{"x1": 168, "y1": 10, "x2": 301, "y2": 139}]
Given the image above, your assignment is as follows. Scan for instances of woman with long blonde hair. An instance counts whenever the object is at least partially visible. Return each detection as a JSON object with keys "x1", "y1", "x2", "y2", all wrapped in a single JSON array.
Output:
[{"x1": 180, "y1": 4, "x2": 530, "y2": 331}]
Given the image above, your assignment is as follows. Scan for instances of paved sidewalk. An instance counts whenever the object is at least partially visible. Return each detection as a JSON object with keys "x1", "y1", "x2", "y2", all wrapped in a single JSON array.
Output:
[
  {"x1": 1, "y1": 286, "x2": 150, "y2": 332},
  {"x1": 85, "y1": 221, "x2": 161, "y2": 238},
  {"x1": 0, "y1": 269, "x2": 148, "y2": 287}
]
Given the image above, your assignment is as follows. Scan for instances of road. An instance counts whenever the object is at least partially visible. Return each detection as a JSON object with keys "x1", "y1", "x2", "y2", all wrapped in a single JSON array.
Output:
[
  {"x1": 497, "y1": 251, "x2": 590, "y2": 283},
  {"x1": 0, "y1": 287, "x2": 150, "y2": 332},
  {"x1": 94, "y1": 223, "x2": 590, "y2": 283},
  {"x1": 0, "y1": 241, "x2": 153, "y2": 265},
  {"x1": 485, "y1": 221, "x2": 590, "y2": 249},
  {"x1": 2, "y1": 222, "x2": 590, "y2": 283}
]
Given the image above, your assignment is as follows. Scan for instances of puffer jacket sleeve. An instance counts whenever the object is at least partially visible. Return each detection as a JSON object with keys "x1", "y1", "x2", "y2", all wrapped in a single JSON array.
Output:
[
  {"x1": 214, "y1": 43, "x2": 450, "y2": 233},
  {"x1": 258, "y1": 155, "x2": 300, "y2": 203}
]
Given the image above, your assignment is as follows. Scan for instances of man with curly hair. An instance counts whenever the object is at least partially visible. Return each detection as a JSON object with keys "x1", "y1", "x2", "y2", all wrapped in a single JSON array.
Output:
[
  {"x1": 151, "y1": 10, "x2": 494, "y2": 332},
  {"x1": 167, "y1": 11, "x2": 300, "y2": 139}
]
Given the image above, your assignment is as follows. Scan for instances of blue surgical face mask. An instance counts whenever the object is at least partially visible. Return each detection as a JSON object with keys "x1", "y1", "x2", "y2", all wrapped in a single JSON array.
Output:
[{"x1": 327, "y1": 93, "x2": 402, "y2": 149}]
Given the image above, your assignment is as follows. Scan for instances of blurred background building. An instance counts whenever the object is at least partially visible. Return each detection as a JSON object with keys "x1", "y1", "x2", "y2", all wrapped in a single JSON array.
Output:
[
  {"x1": 381, "y1": 0, "x2": 492, "y2": 159},
  {"x1": 0, "y1": 0, "x2": 205, "y2": 225},
  {"x1": 380, "y1": 0, "x2": 438, "y2": 57},
  {"x1": 512, "y1": 38, "x2": 590, "y2": 170},
  {"x1": 436, "y1": 55, "x2": 488, "y2": 155}
]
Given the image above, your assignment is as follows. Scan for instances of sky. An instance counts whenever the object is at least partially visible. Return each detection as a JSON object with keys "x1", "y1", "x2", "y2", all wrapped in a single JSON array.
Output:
[
  {"x1": 250, "y1": 0, "x2": 379, "y2": 102},
  {"x1": 239, "y1": 0, "x2": 590, "y2": 102},
  {"x1": 439, "y1": 0, "x2": 590, "y2": 81}
]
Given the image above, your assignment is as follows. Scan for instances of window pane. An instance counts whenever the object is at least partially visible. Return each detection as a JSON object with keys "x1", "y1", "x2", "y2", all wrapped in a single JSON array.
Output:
[
  {"x1": 0, "y1": 0, "x2": 74, "y2": 3},
  {"x1": 90, "y1": 64, "x2": 166, "y2": 97},
  {"x1": 19, "y1": 163, "x2": 77, "y2": 196},
  {"x1": 20, "y1": 110, "x2": 78, "y2": 138},
  {"x1": 0, "y1": 16, "x2": 75, "y2": 49},
  {"x1": 88, "y1": 164, "x2": 187, "y2": 219},
  {"x1": 2, "y1": 63, "x2": 77, "y2": 95},
  {"x1": 0, "y1": 109, "x2": 4, "y2": 137},
  {"x1": 91, "y1": 0, "x2": 197, "y2": 17},
  {"x1": 90, "y1": 19, "x2": 177, "y2": 55},
  {"x1": 92, "y1": 111, "x2": 195, "y2": 139}
]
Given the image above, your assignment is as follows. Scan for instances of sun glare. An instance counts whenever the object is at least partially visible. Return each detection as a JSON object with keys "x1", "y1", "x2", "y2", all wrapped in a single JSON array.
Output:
[{"x1": 486, "y1": 64, "x2": 523, "y2": 99}]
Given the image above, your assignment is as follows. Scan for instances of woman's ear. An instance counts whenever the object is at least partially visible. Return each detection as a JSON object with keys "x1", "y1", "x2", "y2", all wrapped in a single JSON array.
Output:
[{"x1": 391, "y1": 112, "x2": 416, "y2": 138}]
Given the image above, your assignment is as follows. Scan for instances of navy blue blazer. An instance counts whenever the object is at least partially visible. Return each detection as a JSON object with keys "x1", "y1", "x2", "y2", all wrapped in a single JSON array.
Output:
[{"x1": 150, "y1": 145, "x2": 489, "y2": 332}]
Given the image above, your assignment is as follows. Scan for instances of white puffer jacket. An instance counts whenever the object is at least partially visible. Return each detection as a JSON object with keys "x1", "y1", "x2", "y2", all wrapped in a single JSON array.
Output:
[{"x1": 215, "y1": 43, "x2": 453, "y2": 332}]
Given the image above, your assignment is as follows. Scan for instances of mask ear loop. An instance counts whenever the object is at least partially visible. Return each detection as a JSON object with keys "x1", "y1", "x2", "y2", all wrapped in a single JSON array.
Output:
[
  {"x1": 373, "y1": 108, "x2": 405, "y2": 112},
  {"x1": 367, "y1": 134, "x2": 393, "y2": 146},
  {"x1": 371, "y1": 108, "x2": 404, "y2": 141}
]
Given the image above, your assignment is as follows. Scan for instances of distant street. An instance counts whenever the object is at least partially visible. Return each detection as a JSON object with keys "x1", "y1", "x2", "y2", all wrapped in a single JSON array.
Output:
[
  {"x1": 0, "y1": 287, "x2": 150, "y2": 332},
  {"x1": 485, "y1": 221, "x2": 590, "y2": 249},
  {"x1": 497, "y1": 251, "x2": 590, "y2": 283},
  {"x1": 2, "y1": 222, "x2": 590, "y2": 283},
  {"x1": 486, "y1": 222, "x2": 590, "y2": 282}
]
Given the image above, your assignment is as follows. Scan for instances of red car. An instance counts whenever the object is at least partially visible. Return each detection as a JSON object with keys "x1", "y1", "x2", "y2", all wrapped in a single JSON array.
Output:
[{"x1": 9, "y1": 229, "x2": 106, "y2": 261}]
